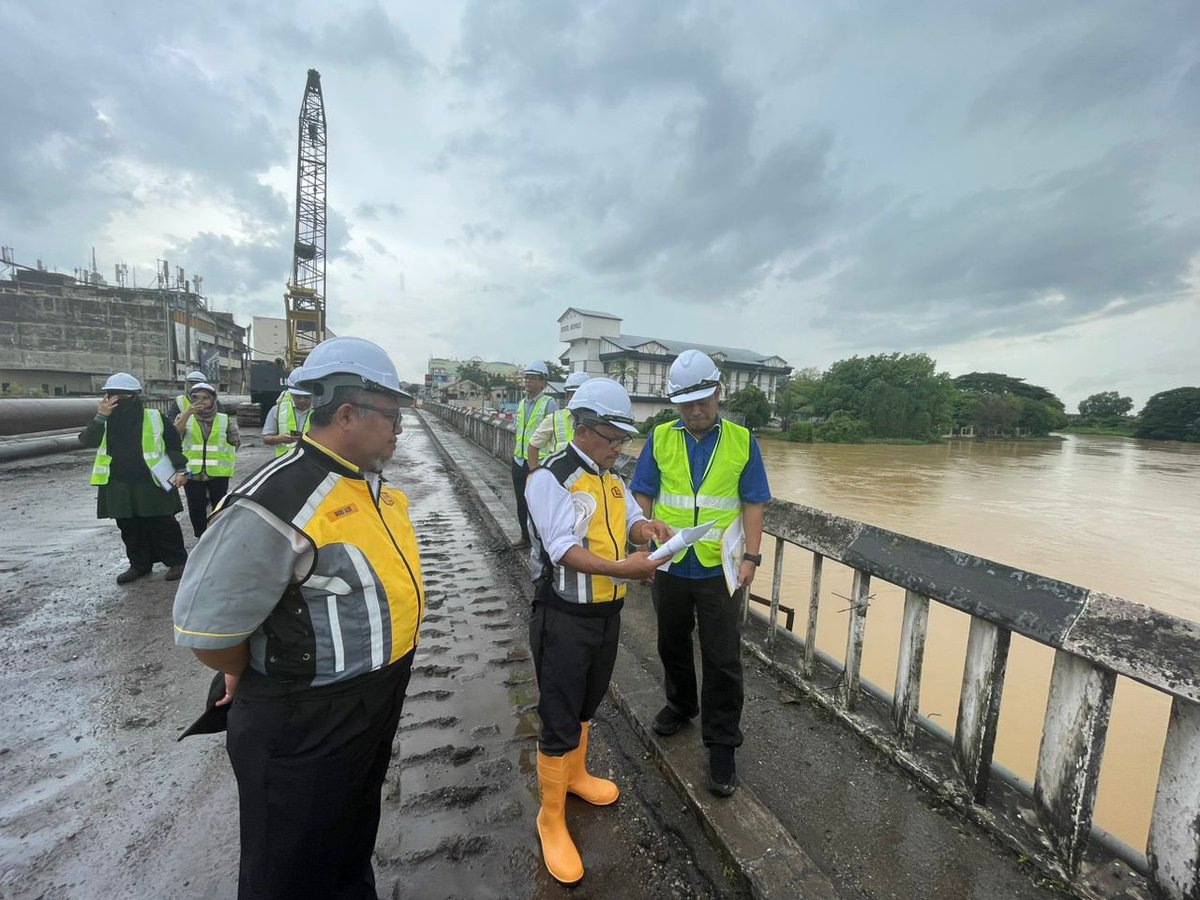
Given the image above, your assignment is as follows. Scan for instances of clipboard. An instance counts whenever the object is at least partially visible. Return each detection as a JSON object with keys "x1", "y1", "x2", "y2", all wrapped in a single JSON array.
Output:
[{"x1": 150, "y1": 456, "x2": 179, "y2": 492}]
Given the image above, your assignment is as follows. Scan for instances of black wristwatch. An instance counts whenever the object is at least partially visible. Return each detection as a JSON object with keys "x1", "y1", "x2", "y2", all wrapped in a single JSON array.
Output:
[{"x1": 742, "y1": 552, "x2": 762, "y2": 566}]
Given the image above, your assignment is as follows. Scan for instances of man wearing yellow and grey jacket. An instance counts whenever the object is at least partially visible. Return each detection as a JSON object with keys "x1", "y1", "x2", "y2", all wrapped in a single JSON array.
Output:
[
  {"x1": 525, "y1": 377, "x2": 671, "y2": 884},
  {"x1": 173, "y1": 336, "x2": 422, "y2": 900}
]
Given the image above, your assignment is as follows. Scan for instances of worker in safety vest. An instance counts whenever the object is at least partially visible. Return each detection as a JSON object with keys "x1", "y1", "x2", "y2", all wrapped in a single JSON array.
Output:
[
  {"x1": 511, "y1": 359, "x2": 558, "y2": 546},
  {"x1": 173, "y1": 336, "x2": 422, "y2": 898},
  {"x1": 631, "y1": 349, "x2": 770, "y2": 798},
  {"x1": 262, "y1": 368, "x2": 313, "y2": 456},
  {"x1": 175, "y1": 382, "x2": 240, "y2": 537},
  {"x1": 527, "y1": 371, "x2": 589, "y2": 470},
  {"x1": 165, "y1": 370, "x2": 208, "y2": 423},
  {"x1": 524, "y1": 377, "x2": 672, "y2": 883},
  {"x1": 78, "y1": 372, "x2": 190, "y2": 584}
]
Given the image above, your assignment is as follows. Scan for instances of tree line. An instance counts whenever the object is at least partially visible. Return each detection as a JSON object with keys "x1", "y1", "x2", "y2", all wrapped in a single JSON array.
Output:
[{"x1": 717, "y1": 352, "x2": 1199, "y2": 444}]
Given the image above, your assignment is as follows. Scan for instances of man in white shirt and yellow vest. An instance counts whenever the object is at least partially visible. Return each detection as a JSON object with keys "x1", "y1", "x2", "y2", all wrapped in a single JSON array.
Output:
[
  {"x1": 511, "y1": 359, "x2": 558, "y2": 546},
  {"x1": 525, "y1": 378, "x2": 671, "y2": 884},
  {"x1": 173, "y1": 337, "x2": 422, "y2": 899},
  {"x1": 262, "y1": 368, "x2": 313, "y2": 456},
  {"x1": 632, "y1": 349, "x2": 770, "y2": 798},
  {"x1": 528, "y1": 370, "x2": 588, "y2": 470}
]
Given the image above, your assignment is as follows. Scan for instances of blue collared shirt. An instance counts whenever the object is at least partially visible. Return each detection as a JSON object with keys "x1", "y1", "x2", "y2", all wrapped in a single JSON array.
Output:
[{"x1": 630, "y1": 418, "x2": 770, "y2": 579}]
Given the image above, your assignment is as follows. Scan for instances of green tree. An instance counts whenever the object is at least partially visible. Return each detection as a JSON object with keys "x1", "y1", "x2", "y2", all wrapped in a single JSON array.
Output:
[
  {"x1": 774, "y1": 374, "x2": 821, "y2": 428},
  {"x1": 456, "y1": 362, "x2": 501, "y2": 389},
  {"x1": 814, "y1": 353, "x2": 956, "y2": 439},
  {"x1": 1134, "y1": 388, "x2": 1200, "y2": 441},
  {"x1": 608, "y1": 359, "x2": 637, "y2": 389},
  {"x1": 1078, "y1": 391, "x2": 1134, "y2": 422},
  {"x1": 545, "y1": 360, "x2": 568, "y2": 382},
  {"x1": 816, "y1": 410, "x2": 868, "y2": 443},
  {"x1": 786, "y1": 421, "x2": 814, "y2": 443},
  {"x1": 728, "y1": 385, "x2": 771, "y2": 429},
  {"x1": 954, "y1": 372, "x2": 1068, "y2": 435},
  {"x1": 638, "y1": 407, "x2": 678, "y2": 435}
]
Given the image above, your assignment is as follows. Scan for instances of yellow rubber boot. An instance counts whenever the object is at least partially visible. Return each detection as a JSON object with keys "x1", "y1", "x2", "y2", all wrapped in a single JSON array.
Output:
[
  {"x1": 536, "y1": 750, "x2": 584, "y2": 884},
  {"x1": 567, "y1": 722, "x2": 619, "y2": 806}
]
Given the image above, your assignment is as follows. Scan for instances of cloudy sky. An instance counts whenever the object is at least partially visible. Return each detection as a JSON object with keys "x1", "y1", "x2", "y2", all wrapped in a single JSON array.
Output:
[{"x1": 2, "y1": 0, "x2": 1197, "y2": 407}]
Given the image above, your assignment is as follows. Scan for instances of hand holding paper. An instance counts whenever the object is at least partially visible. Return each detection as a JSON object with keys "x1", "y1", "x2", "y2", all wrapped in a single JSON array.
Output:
[{"x1": 650, "y1": 521, "x2": 714, "y2": 567}]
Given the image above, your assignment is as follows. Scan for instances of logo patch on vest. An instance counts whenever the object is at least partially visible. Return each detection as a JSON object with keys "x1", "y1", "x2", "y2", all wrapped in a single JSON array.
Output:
[
  {"x1": 610, "y1": 484, "x2": 623, "y2": 499},
  {"x1": 379, "y1": 492, "x2": 396, "y2": 507},
  {"x1": 327, "y1": 503, "x2": 358, "y2": 521}
]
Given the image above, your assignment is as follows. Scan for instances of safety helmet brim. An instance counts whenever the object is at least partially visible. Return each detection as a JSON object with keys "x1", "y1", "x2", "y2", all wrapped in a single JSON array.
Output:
[
  {"x1": 668, "y1": 381, "x2": 719, "y2": 404},
  {"x1": 188, "y1": 383, "x2": 217, "y2": 398},
  {"x1": 287, "y1": 388, "x2": 313, "y2": 397}
]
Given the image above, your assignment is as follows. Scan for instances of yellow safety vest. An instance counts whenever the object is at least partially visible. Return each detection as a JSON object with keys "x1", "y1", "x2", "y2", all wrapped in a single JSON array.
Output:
[
  {"x1": 651, "y1": 421, "x2": 750, "y2": 567},
  {"x1": 175, "y1": 393, "x2": 192, "y2": 413},
  {"x1": 90, "y1": 410, "x2": 168, "y2": 485},
  {"x1": 514, "y1": 393, "x2": 551, "y2": 461},
  {"x1": 544, "y1": 408, "x2": 575, "y2": 455},
  {"x1": 183, "y1": 414, "x2": 236, "y2": 477},
  {"x1": 275, "y1": 394, "x2": 312, "y2": 457},
  {"x1": 537, "y1": 447, "x2": 629, "y2": 605}
]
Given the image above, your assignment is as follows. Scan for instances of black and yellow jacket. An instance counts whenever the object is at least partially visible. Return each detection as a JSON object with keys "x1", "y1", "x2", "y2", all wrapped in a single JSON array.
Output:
[{"x1": 173, "y1": 436, "x2": 424, "y2": 689}]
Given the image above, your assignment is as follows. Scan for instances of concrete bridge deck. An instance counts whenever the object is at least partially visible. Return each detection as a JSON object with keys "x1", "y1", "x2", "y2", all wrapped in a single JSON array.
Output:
[{"x1": 0, "y1": 412, "x2": 1060, "y2": 899}]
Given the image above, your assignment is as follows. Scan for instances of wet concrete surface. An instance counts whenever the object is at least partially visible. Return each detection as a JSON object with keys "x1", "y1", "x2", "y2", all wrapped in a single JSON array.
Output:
[
  {"x1": 0, "y1": 422, "x2": 746, "y2": 899},
  {"x1": 417, "y1": 410, "x2": 1068, "y2": 900}
]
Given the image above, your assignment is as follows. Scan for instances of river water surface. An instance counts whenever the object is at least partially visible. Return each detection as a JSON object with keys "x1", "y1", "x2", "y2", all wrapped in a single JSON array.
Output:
[{"x1": 741, "y1": 433, "x2": 1200, "y2": 852}]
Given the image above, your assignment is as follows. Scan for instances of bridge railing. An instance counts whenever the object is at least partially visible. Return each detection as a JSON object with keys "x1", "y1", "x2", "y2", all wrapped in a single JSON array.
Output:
[{"x1": 423, "y1": 402, "x2": 1199, "y2": 900}]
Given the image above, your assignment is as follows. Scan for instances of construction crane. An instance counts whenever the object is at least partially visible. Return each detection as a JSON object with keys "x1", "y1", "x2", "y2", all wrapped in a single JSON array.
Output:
[{"x1": 285, "y1": 68, "x2": 327, "y2": 368}]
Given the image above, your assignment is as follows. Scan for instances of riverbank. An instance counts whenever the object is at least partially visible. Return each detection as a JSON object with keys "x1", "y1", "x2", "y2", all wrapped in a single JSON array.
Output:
[{"x1": 1060, "y1": 424, "x2": 1137, "y2": 437}]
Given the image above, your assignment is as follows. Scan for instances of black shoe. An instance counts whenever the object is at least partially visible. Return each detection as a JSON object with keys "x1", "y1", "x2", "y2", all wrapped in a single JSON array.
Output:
[
  {"x1": 164, "y1": 564, "x2": 185, "y2": 582},
  {"x1": 708, "y1": 746, "x2": 737, "y2": 797},
  {"x1": 652, "y1": 705, "x2": 693, "y2": 737},
  {"x1": 116, "y1": 566, "x2": 150, "y2": 585}
]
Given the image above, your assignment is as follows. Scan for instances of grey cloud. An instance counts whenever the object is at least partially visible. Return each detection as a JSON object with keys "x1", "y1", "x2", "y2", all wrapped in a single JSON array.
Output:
[
  {"x1": 364, "y1": 237, "x2": 395, "y2": 257},
  {"x1": 355, "y1": 201, "x2": 404, "y2": 220},
  {"x1": 270, "y1": 4, "x2": 428, "y2": 75},
  {"x1": 820, "y1": 144, "x2": 1200, "y2": 344}
]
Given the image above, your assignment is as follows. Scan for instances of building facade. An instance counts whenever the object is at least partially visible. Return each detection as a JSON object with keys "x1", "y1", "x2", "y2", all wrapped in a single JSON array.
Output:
[
  {"x1": 557, "y1": 307, "x2": 790, "y2": 422},
  {"x1": 0, "y1": 268, "x2": 249, "y2": 396}
]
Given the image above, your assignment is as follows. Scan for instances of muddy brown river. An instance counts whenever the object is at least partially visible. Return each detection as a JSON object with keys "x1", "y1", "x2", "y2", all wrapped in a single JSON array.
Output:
[{"x1": 743, "y1": 433, "x2": 1200, "y2": 851}]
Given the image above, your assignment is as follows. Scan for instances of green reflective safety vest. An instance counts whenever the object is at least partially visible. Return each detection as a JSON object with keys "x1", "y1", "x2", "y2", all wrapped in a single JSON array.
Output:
[
  {"x1": 651, "y1": 420, "x2": 750, "y2": 567},
  {"x1": 183, "y1": 413, "x2": 236, "y2": 477},
  {"x1": 274, "y1": 393, "x2": 312, "y2": 457},
  {"x1": 175, "y1": 393, "x2": 192, "y2": 414},
  {"x1": 90, "y1": 410, "x2": 168, "y2": 486},
  {"x1": 544, "y1": 408, "x2": 575, "y2": 455},
  {"x1": 514, "y1": 393, "x2": 551, "y2": 462}
]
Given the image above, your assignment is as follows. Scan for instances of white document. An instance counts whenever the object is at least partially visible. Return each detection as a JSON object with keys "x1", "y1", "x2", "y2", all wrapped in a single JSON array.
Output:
[
  {"x1": 150, "y1": 456, "x2": 178, "y2": 492},
  {"x1": 650, "y1": 521, "x2": 715, "y2": 568},
  {"x1": 720, "y1": 515, "x2": 746, "y2": 596}
]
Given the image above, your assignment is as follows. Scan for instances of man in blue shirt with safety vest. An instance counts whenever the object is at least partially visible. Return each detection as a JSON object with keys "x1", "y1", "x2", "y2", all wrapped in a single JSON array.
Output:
[
  {"x1": 631, "y1": 349, "x2": 770, "y2": 798},
  {"x1": 511, "y1": 359, "x2": 558, "y2": 546},
  {"x1": 261, "y1": 368, "x2": 313, "y2": 456},
  {"x1": 527, "y1": 370, "x2": 589, "y2": 470}
]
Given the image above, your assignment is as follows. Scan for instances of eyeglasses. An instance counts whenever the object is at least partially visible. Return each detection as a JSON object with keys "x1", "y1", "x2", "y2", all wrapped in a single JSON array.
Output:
[
  {"x1": 588, "y1": 425, "x2": 633, "y2": 448},
  {"x1": 347, "y1": 402, "x2": 403, "y2": 428}
]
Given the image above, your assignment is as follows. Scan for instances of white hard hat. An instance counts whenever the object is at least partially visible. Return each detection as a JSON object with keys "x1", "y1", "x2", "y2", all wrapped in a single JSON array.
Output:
[
  {"x1": 187, "y1": 382, "x2": 217, "y2": 397},
  {"x1": 666, "y1": 350, "x2": 721, "y2": 404},
  {"x1": 102, "y1": 372, "x2": 142, "y2": 392},
  {"x1": 567, "y1": 377, "x2": 638, "y2": 433},
  {"x1": 564, "y1": 371, "x2": 589, "y2": 391},
  {"x1": 185, "y1": 370, "x2": 207, "y2": 382},
  {"x1": 523, "y1": 359, "x2": 550, "y2": 377},
  {"x1": 298, "y1": 336, "x2": 410, "y2": 408},
  {"x1": 286, "y1": 368, "x2": 312, "y2": 396}
]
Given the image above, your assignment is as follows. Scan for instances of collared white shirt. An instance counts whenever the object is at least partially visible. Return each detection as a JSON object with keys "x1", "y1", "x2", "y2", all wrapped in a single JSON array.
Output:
[{"x1": 525, "y1": 442, "x2": 646, "y2": 564}]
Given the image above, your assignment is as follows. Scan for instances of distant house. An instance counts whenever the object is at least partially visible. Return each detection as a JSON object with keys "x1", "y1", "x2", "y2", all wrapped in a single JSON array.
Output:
[
  {"x1": 557, "y1": 308, "x2": 791, "y2": 421},
  {"x1": 426, "y1": 356, "x2": 520, "y2": 396}
]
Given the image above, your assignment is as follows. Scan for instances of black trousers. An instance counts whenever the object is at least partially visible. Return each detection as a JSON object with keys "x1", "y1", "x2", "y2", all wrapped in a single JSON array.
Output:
[
  {"x1": 226, "y1": 654, "x2": 415, "y2": 900},
  {"x1": 530, "y1": 599, "x2": 621, "y2": 756},
  {"x1": 116, "y1": 515, "x2": 187, "y2": 571},
  {"x1": 511, "y1": 459, "x2": 531, "y2": 541},
  {"x1": 183, "y1": 476, "x2": 229, "y2": 537},
  {"x1": 652, "y1": 571, "x2": 744, "y2": 749}
]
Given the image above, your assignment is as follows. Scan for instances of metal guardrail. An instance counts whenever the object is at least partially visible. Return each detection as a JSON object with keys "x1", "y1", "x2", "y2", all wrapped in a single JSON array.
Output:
[{"x1": 425, "y1": 401, "x2": 1200, "y2": 900}]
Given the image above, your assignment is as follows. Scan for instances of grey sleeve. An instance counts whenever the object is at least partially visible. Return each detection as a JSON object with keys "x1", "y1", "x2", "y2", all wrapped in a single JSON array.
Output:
[
  {"x1": 261, "y1": 405, "x2": 280, "y2": 436},
  {"x1": 172, "y1": 501, "x2": 310, "y2": 649}
]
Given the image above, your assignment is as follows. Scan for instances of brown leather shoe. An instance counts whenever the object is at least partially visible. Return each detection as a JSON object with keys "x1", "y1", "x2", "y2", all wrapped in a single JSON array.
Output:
[
  {"x1": 116, "y1": 567, "x2": 150, "y2": 585},
  {"x1": 164, "y1": 564, "x2": 185, "y2": 581}
]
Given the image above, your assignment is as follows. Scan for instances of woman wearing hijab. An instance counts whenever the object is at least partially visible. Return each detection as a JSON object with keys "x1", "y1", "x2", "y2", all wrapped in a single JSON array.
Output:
[
  {"x1": 175, "y1": 382, "x2": 240, "y2": 537},
  {"x1": 79, "y1": 373, "x2": 190, "y2": 583}
]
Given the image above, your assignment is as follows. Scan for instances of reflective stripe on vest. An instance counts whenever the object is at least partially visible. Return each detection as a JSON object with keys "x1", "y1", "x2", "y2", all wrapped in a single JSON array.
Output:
[
  {"x1": 275, "y1": 394, "x2": 312, "y2": 457},
  {"x1": 184, "y1": 413, "x2": 235, "y2": 476},
  {"x1": 90, "y1": 410, "x2": 168, "y2": 486},
  {"x1": 651, "y1": 421, "x2": 750, "y2": 567},
  {"x1": 545, "y1": 408, "x2": 575, "y2": 455},
  {"x1": 514, "y1": 393, "x2": 551, "y2": 461},
  {"x1": 175, "y1": 393, "x2": 192, "y2": 413}
]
